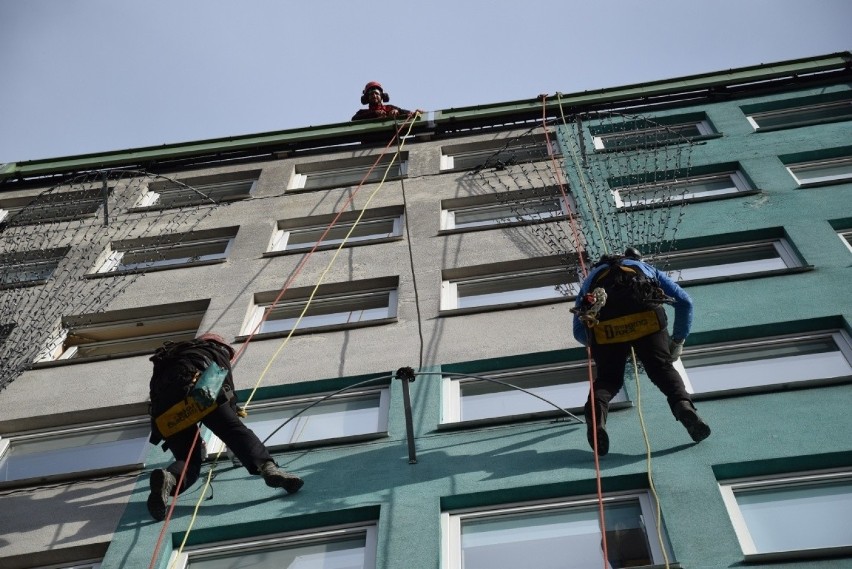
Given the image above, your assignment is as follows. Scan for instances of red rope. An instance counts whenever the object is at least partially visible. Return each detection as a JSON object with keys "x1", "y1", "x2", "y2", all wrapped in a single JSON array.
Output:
[{"x1": 539, "y1": 95, "x2": 607, "y2": 568}]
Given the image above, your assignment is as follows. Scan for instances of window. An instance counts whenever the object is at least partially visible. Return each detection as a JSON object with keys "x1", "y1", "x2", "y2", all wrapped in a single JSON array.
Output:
[
  {"x1": 94, "y1": 227, "x2": 237, "y2": 274},
  {"x1": 441, "y1": 258, "x2": 578, "y2": 312},
  {"x1": 170, "y1": 525, "x2": 377, "y2": 568},
  {"x1": 442, "y1": 495, "x2": 671, "y2": 569},
  {"x1": 441, "y1": 362, "x2": 626, "y2": 424},
  {"x1": 0, "y1": 247, "x2": 69, "y2": 288},
  {"x1": 659, "y1": 238, "x2": 803, "y2": 283},
  {"x1": 0, "y1": 189, "x2": 104, "y2": 226},
  {"x1": 208, "y1": 388, "x2": 389, "y2": 453},
  {"x1": 440, "y1": 134, "x2": 558, "y2": 171},
  {"x1": 288, "y1": 154, "x2": 407, "y2": 191},
  {"x1": 678, "y1": 330, "x2": 852, "y2": 396},
  {"x1": 35, "y1": 299, "x2": 208, "y2": 363},
  {"x1": 30, "y1": 561, "x2": 102, "y2": 569},
  {"x1": 720, "y1": 470, "x2": 852, "y2": 559},
  {"x1": 0, "y1": 322, "x2": 14, "y2": 345},
  {"x1": 610, "y1": 168, "x2": 753, "y2": 208},
  {"x1": 0, "y1": 418, "x2": 149, "y2": 486},
  {"x1": 244, "y1": 277, "x2": 398, "y2": 336},
  {"x1": 269, "y1": 206, "x2": 404, "y2": 253},
  {"x1": 591, "y1": 116, "x2": 716, "y2": 150},
  {"x1": 786, "y1": 156, "x2": 852, "y2": 187},
  {"x1": 838, "y1": 228, "x2": 852, "y2": 254},
  {"x1": 744, "y1": 94, "x2": 852, "y2": 131},
  {"x1": 135, "y1": 170, "x2": 258, "y2": 209},
  {"x1": 440, "y1": 189, "x2": 571, "y2": 231}
]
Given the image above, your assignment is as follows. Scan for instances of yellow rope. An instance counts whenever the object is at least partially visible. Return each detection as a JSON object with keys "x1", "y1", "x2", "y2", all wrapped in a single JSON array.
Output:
[
  {"x1": 630, "y1": 347, "x2": 670, "y2": 568},
  {"x1": 169, "y1": 115, "x2": 421, "y2": 566}
]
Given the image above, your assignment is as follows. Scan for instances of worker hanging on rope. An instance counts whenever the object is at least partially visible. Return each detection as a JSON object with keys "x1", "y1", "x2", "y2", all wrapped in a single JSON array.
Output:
[
  {"x1": 146, "y1": 333, "x2": 303, "y2": 521},
  {"x1": 572, "y1": 247, "x2": 711, "y2": 456},
  {"x1": 351, "y1": 81, "x2": 415, "y2": 121}
]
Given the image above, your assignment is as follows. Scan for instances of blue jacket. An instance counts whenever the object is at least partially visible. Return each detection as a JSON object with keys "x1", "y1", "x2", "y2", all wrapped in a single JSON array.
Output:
[{"x1": 572, "y1": 258, "x2": 693, "y2": 346}]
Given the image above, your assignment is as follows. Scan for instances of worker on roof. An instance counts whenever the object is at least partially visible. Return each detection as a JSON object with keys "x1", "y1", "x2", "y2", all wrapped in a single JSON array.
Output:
[
  {"x1": 351, "y1": 81, "x2": 414, "y2": 121},
  {"x1": 572, "y1": 247, "x2": 711, "y2": 457},
  {"x1": 145, "y1": 333, "x2": 303, "y2": 521}
]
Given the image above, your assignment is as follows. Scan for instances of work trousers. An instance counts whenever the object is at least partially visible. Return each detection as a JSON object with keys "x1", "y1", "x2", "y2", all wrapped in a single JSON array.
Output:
[
  {"x1": 587, "y1": 327, "x2": 692, "y2": 418},
  {"x1": 164, "y1": 402, "x2": 272, "y2": 495}
]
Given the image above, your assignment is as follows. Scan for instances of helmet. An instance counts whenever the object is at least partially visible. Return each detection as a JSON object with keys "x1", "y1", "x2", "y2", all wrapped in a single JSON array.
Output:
[
  {"x1": 198, "y1": 332, "x2": 229, "y2": 346},
  {"x1": 361, "y1": 81, "x2": 390, "y2": 104},
  {"x1": 623, "y1": 247, "x2": 642, "y2": 260}
]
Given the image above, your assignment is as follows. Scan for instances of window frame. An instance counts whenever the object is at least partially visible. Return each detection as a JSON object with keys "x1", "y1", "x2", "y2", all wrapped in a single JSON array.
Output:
[
  {"x1": 134, "y1": 172, "x2": 258, "y2": 210},
  {"x1": 592, "y1": 118, "x2": 716, "y2": 151},
  {"x1": 288, "y1": 154, "x2": 408, "y2": 191},
  {"x1": 439, "y1": 133, "x2": 558, "y2": 171},
  {"x1": 92, "y1": 227, "x2": 238, "y2": 275},
  {"x1": 440, "y1": 361, "x2": 627, "y2": 427},
  {"x1": 268, "y1": 206, "x2": 404, "y2": 254},
  {"x1": 242, "y1": 277, "x2": 399, "y2": 339},
  {"x1": 745, "y1": 98, "x2": 852, "y2": 131},
  {"x1": 206, "y1": 387, "x2": 390, "y2": 453},
  {"x1": 719, "y1": 469, "x2": 852, "y2": 561},
  {"x1": 441, "y1": 493, "x2": 671, "y2": 569},
  {"x1": 611, "y1": 169, "x2": 753, "y2": 209},
  {"x1": 677, "y1": 329, "x2": 852, "y2": 398},
  {"x1": 440, "y1": 259, "x2": 578, "y2": 314},
  {"x1": 33, "y1": 300, "x2": 208, "y2": 365},
  {"x1": 838, "y1": 229, "x2": 852, "y2": 254},
  {"x1": 168, "y1": 524, "x2": 378, "y2": 569},
  {"x1": 0, "y1": 417, "x2": 149, "y2": 488},
  {"x1": 658, "y1": 237, "x2": 804, "y2": 285},
  {"x1": 440, "y1": 189, "x2": 572, "y2": 232},
  {"x1": 786, "y1": 155, "x2": 852, "y2": 187}
]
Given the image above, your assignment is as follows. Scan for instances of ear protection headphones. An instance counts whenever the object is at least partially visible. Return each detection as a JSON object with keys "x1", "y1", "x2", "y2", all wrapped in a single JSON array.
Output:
[{"x1": 361, "y1": 81, "x2": 390, "y2": 104}]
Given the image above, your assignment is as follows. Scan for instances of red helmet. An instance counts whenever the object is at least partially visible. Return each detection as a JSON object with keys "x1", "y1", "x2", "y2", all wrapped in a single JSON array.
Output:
[
  {"x1": 198, "y1": 332, "x2": 228, "y2": 346},
  {"x1": 361, "y1": 81, "x2": 389, "y2": 104}
]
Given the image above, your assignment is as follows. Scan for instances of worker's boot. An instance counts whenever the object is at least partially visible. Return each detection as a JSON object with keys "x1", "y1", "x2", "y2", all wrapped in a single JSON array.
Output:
[
  {"x1": 674, "y1": 400, "x2": 711, "y2": 443},
  {"x1": 260, "y1": 460, "x2": 304, "y2": 494},
  {"x1": 147, "y1": 468, "x2": 177, "y2": 522},
  {"x1": 585, "y1": 400, "x2": 609, "y2": 457}
]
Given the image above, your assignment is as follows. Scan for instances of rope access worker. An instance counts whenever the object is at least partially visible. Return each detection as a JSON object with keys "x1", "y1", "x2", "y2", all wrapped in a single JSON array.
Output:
[
  {"x1": 572, "y1": 248, "x2": 711, "y2": 456},
  {"x1": 146, "y1": 333, "x2": 303, "y2": 521},
  {"x1": 351, "y1": 81, "x2": 414, "y2": 121}
]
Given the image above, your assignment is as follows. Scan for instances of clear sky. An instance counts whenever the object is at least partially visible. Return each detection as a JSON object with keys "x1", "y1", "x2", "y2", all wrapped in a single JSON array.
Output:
[{"x1": 0, "y1": 0, "x2": 849, "y2": 165}]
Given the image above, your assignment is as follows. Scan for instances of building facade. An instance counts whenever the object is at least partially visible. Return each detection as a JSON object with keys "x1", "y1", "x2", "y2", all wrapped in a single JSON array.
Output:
[{"x1": 0, "y1": 52, "x2": 851, "y2": 568}]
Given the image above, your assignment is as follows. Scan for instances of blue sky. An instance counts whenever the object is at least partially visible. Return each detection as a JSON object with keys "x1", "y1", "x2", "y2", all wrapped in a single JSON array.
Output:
[{"x1": 0, "y1": 0, "x2": 849, "y2": 164}]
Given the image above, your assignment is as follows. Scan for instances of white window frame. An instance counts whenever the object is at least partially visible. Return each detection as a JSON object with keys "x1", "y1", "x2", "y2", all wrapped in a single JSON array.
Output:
[
  {"x1": 676, "y1": 329, "x2": 852, "y2": 396},
  {"x1": 440, "y1": 191, "x2": 571, "y2": 231},
  {"x1": 659, "y1": 238, "x2": 802, "y2": 283},
  {"x1": 168, "y1": 524, "x2": 378, "y2": 569},
  {"x1": 0, "y1": 417, "x2": 149, "y2": 486},
  {"x1": 244, "y1": 279, "x2": 399, "y2": 336},
  {"x1": 611, "y1": 169, "x2": 752, "y2": 209},
  {"x1": 0, "y1": 247, "x2": 68, "y2": 288},
  {"x1": 593, "y1": 119, "x2": 714, "y2": 150},
  {"x1": 34, "y1": 301, "x2": 207, "y2": 363},
  {"x1": 440, "y1": 265, "x2": 578, "y2": 312},
  {"x1": 786, "y1": 156, "x2": 852, "y2": 187},
  {"x1": 206, "y1": 387, "x2": 390, "y2": 454},
  {"x1": 719, "y1": 470, "x2": 852, "y2": 560},
  {"x1": 135, "y1": 175, "x2": 258, "y2": 209},
  {"x1": 746, "y1": 99, "x2": 852, "y2": 131},
  {"x1": 441, "y1": 362, "x2": 626, "y2": 425},
  {"x1": 94, "y1": 228, "x2": 237, "y2": 274},
  {"x1": 269, "y1": 207, "x2": 404, "y2": 253},
  {"x1": 838, "y1": 229, "x2": 852, "y2": 254},
  {"x1": 441, "y1": 493, "x2": 670, "y2": 569},
  {"x1": 288, "y1": 155, "x2": 408, "y2": 191},
  {"x1": 440, "y1": 134, "x2": 558, "y2": 171}
]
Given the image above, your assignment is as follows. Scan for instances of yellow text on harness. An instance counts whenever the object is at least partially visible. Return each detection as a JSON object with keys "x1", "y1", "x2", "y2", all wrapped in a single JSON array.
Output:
[
  {"x1": 593, "y1": 310, "x2": 662, "y2": 344},
  {"x1": 154, "y1": 362, "x2": 228, "y2": 438}
]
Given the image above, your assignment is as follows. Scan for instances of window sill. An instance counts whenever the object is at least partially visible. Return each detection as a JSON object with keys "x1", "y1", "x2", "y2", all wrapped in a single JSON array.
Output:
[
  {"x1": 752, "y1": 116, "x2": 852, "y2": 133},
  {"x1": 676, "y1": 265, "x2": 814, "y2": 288},
  {"x1": 617, "y1": 188, "x2": 761, "y2": 213},
  {"x1": 210, "y1": 432, "x2": 390, "y2": 461},
  {"x1": 235, "y1": 317, "x2": 398, "y2": 342},
  {"x1": 288, "y1": 175, "x2": 405, "y2": 194},
  {"x1": 439, "y1": 296, "x2": 571, "y2": 318},
  {"x1": 689, "y1": 374, "x2": 851, "y2": 401},
  {"x1": 742, "y1": 545, "x2": 852, "y2": 563},
  {"x1": 437, "y1": 401, "x2": 631, "y2": 432},
  {"x1": 128, "y1": 195, "x2": 248, "y2": 212},
  {"x1": 0, "y1": 279, "x2": 48, "y2": 290},
  {"x1": 0, "y1": 463, "x2": 144, "y2": 491},
  {"x1": 31, "y1": 349, "x2": 154, "y2": 369},
  {"x1": 438, "y1": 215, "x2": 568, "y2": 236},
  {"x1": 595, "y1": 133, "x2": 723, "y2": 153},
  {"x1": 796, "y1": 179, "x2": 852, "y2": 189},
  {"x1": 263, "y1": 235, "x2": 404, "y2": 257},
  {"x1": 83, "y1": 258, "x2": 227, "y2": 278}
]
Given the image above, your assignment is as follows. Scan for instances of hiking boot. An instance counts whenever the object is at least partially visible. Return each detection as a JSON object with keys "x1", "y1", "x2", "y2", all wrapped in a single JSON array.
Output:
[
  {"x1": 585, "y1": 400, "x2": 609, "y2": 457},
  {"x1": 147, "y1": 468, "x2": 177, "y2": 522},
  {"x1": 674, "y1": 401, "x2": 711, "y2": 443},
  {"x1": 260, "y1": 461, "x2": 304, "y2": 494}
]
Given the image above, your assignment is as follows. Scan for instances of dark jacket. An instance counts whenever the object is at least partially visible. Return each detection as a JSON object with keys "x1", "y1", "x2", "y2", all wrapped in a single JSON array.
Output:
[{"x1": 351, "y1": 104, "x2": 411, "y2": 121}]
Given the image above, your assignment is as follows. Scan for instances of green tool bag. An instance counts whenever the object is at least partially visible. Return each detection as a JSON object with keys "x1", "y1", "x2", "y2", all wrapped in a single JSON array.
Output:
[{"x1": 191, "y1": 362, "x2": 228, "y2": 407}]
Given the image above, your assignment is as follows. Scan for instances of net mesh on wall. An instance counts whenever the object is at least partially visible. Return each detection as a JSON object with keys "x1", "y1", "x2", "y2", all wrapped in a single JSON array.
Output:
[{"x1": 0, "y1": 169, "x2": 221, "y2": 391}]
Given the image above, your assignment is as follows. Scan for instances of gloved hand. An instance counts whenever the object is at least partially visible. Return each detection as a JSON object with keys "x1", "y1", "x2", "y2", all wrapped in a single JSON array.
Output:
[{"x1": 669, "y1": 338, "x2": 684, "y2": 361}]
